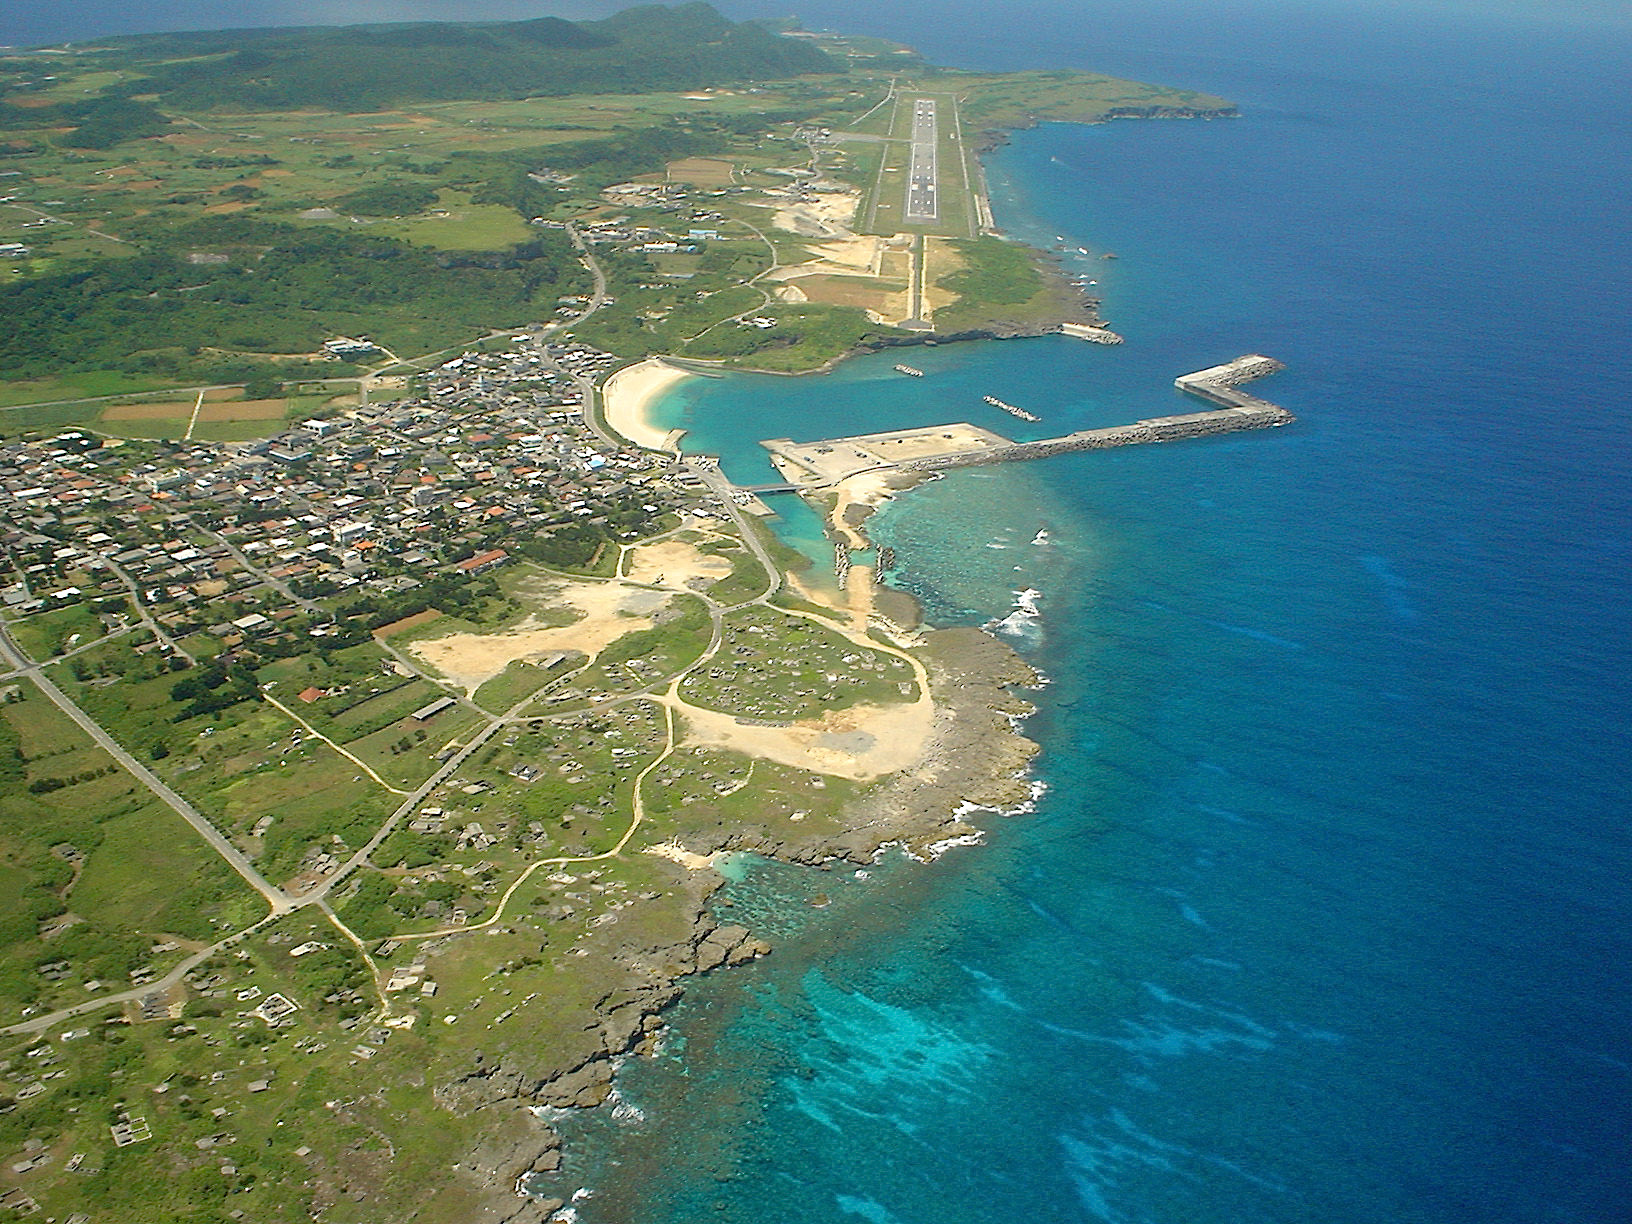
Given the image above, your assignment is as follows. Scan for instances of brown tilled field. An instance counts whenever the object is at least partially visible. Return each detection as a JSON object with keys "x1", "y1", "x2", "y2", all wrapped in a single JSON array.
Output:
[
  {"x1": 100, "y1": 401, "x2": 194, "y2": 421},
  {"x1": 667, "y1": 157, "x2": 738, "y2": 187},
  {"x1": 790, "y1": 273, "x2": 904, "y2": 314},
  {"x1": 200, "y1": 398, "x2": 288, "y2": 421}
]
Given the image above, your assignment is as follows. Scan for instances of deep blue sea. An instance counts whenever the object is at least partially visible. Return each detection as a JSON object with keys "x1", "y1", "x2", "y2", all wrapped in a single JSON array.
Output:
[{"x1": 553, "y1": 4, "x2": 1632, "y2": 1222}]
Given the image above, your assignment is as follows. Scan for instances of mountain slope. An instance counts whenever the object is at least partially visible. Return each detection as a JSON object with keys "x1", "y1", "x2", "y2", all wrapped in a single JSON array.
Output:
[{"x1": 81, "y1": 3, "x2": 836, "y2": 111}]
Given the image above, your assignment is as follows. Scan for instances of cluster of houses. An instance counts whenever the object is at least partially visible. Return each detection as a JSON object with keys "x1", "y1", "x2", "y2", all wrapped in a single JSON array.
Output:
[{"x1": 0, "y1": 338, "x2": 707, "y2": 654}]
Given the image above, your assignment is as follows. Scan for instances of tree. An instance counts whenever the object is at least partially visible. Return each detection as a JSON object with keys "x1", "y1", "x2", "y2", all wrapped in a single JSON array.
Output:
[{"x1": 242, "y1": 373, "x2": 284, "y2": 400}]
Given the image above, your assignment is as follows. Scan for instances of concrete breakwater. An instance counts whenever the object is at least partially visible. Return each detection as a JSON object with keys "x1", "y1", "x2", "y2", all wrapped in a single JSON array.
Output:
[
  {"x1": 1059, "y1": 322, "x2": 1125, "y2": 345},
  {"x1": 1175, "y1": 354, "x2": 1286, "y2": 402},
  {"x1": 761, "y1": 356, "x2": 1292, "y2": 489},
  {"x1": 900, "y1": 401, "x2": 1290, "y2": 473}
]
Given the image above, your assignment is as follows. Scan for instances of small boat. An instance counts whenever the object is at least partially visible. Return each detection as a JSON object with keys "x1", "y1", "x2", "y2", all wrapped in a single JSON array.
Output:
[{"x1": 894, "y1": 364, "x2": 923, "y2": 376}]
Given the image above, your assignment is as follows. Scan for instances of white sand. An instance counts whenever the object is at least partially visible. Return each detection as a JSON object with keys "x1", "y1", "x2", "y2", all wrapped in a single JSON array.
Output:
[
  {"x1": 409, "y1": 582, "x2": 671, "y2": 692},
  {"x1": 645, "y1": 841, "x2": 720, "y2": 870},
  {"x1": 675, "y1": 695, "x2": 934, "y2": 782},
  {"x1": 600, "y1": 359, "x2": 694, "y2": 451},
  {"x1": 623, "y1": 538, "x2": 733, "y2": 588},
  {"x1": 762, "y1": 235, "x2": 887, "y2": 284}
]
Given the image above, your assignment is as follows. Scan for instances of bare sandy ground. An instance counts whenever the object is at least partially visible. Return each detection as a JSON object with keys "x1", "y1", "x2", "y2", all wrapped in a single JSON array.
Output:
[
  {"x1": 771, "y1": 190, "x2": 860, "y2": 239},
  {"x1": 829, "y1": 471, "x2": 902, "y2": 548},
  {"x1": 762, "y1": 234, "x2": 885, "y2": 282},
  {"x1": 623, "y1": 538, "x2": 733, "y2": 588},
  {"x1": 601, "y1": 359, "x2": 694, "y2": 451},
  {"x1": 674, "y1": 692, "x2": 934, "y2": 782},
  {"x1": 645, "y1": 841, "x2": 721, "y2": 871},
  {"x1": 409, "y1": 581, "x2": 672, "y2": 692},
  {"x1": 845, "y1": 563, "x2": 875, "y2": 636}
]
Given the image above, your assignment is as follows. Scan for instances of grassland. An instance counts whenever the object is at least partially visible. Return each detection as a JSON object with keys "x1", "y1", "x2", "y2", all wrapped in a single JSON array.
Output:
[
  {"x1": 953, "y1": 68, "x2": 1235, "y2": 129},
  {"x1": 0, "y1": 694, "x2": 260, "y2": 1021},
  {"x1": 0, "y1": 18, "x2": 1221, "y2": 1220},
  {"x1": 0, "y1": 24, "x2": 1231, "y2": 406},
  {"x1": 929, "y1": 234, "x2": 1084, "y2": 333}
]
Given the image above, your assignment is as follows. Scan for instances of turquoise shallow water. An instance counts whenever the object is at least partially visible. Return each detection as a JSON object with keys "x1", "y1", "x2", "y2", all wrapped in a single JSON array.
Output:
[{"x1": 559, "y1": 4, "x2": 1632, "y2": 1221}]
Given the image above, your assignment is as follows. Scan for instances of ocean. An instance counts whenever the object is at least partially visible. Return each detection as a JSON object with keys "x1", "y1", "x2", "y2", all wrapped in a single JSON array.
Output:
[{"x1": 550, "y1": 3, "x2": 1632, "y2": 1222}]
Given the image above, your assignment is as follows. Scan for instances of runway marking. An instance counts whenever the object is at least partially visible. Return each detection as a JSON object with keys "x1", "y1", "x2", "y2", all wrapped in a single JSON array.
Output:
[{"x1": 904, "y1": 96, "x2": 939, "y2": 223}]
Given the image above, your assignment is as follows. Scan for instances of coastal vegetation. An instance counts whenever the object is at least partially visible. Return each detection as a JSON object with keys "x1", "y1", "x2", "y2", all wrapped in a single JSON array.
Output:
[
  {"x1": 0, "y1": 8, "x2": 1223, "y2": 1219},
  {"x1": 76, "y1": 3, "x2": 836, "y2": 113},
  {"x1": 0, "y1": 4, "x2": 1229, "y2": 410},
  {"x1": 929, "y1": 235, "x2": 1083, "y2": 333}
]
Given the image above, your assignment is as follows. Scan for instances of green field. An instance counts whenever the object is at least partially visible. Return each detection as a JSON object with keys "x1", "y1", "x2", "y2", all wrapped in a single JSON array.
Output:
[{"x1": 0, "y1": 17, "x2": 1230, "y2": 1220}]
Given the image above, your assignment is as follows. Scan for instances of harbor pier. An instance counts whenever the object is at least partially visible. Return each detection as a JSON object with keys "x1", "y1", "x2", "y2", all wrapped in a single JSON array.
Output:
[{"x1": 761, "y1": 356, "x2": 1293, "y2": 489}]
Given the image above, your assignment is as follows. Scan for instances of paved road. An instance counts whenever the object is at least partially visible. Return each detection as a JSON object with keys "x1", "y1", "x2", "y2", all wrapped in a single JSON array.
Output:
[
  {"x1": 0, "y1": 625, "x2": 291, "y2": 913},
  {"x1": 195, "y1": 521, "x2": 327, "y2": 618},
  {"x1": 97, "y1": 552, "x2": 195, "y2": 664},
  {"x1": 565, "y1": 220, "x2": 609, "y2": 318},
  {"x1": 554, "y1": 224, "x2": 630, "y2": 449},
  {"x1": 691, "y1": 460, "x2": 783, "y2": 603}
]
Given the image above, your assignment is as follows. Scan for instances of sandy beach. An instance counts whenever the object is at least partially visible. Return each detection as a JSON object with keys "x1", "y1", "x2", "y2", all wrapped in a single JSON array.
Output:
[{"x1": 600, "y1": 359, "x2": 694, "y2": 451}]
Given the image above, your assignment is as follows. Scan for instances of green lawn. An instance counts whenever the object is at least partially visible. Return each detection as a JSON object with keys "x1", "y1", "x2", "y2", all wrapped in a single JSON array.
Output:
[
  {"x1": 70, "y1": 803, "x2": 265, "y2": 937},
  {"x1": 365, "y1": 193, "x2": 535, "y2": 251},
  {"x1": 0, "y1": 369, "x2": 184, "y2": 410}
]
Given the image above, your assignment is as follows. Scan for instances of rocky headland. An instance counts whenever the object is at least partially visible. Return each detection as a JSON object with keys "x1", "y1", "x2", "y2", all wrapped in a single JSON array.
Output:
[{"x1": 436, "y1": 619, "x2": 1041, "y2": 1222}]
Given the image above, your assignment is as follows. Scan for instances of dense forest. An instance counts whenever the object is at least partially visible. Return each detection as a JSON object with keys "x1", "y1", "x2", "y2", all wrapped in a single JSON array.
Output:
[
  {"x1": 0, "y1": 219, "x2": 589, "y2": 378},
  {"x1": 56, "y1": 4, "x2": 836, "y2": 112},
  {"x1": 0, "y1": 4, "x2": 855, "y2": 387}
]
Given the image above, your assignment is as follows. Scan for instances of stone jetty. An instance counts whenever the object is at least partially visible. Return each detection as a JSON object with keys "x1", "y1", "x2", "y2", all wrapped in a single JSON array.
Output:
[{"x1": 761, "y1": 356, "x2": 1292, "y2": 489}]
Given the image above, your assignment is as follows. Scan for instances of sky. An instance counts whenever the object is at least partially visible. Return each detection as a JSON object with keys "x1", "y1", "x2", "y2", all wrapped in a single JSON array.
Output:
[{"x1": 2, "y1": 0, "x2": 1628, "y2": 47}]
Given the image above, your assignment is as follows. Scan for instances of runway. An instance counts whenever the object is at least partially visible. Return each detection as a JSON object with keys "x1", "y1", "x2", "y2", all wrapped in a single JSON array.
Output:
[{"x1": 904, "y1": 97, "x2": 939, "y2": 223}]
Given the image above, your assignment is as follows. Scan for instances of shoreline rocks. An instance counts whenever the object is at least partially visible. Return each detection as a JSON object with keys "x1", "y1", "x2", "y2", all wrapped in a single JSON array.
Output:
[{"x1": 445, "y1": 617, "x2": 1042, "y2": 1219}]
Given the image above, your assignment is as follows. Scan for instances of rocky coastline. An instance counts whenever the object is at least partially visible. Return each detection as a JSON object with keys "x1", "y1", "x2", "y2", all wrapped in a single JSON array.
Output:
[
  {"x1": 429, "y1": 96, "x2": 1185, "y2": 1224},
  {"x1": 440, "y1": 613, "x2": 1042, "y2": 1223},
  {"x1": 969, "y1": 102, "x2": 1239, "y2": 156}
]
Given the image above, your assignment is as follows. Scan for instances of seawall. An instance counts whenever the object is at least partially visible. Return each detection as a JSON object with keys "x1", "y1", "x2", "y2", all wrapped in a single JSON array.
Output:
[{"x1": 900, "y1": 355, "x2": 1292, "y2": 472}]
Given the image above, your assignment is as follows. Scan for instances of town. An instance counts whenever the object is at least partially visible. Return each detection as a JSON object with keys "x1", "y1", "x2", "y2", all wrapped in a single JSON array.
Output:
[{"x1": 0, "y1": 336, "x2": 709, "y2": 649}]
